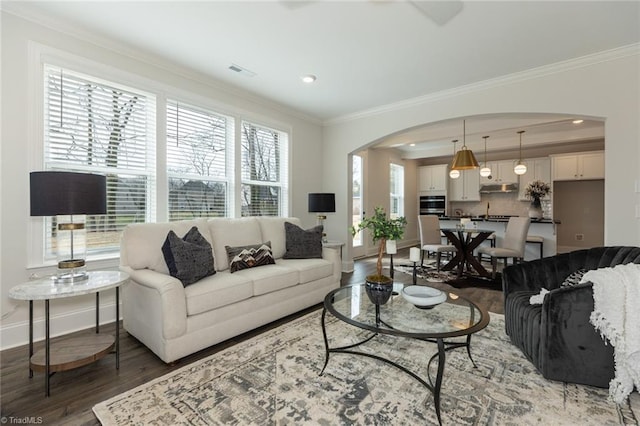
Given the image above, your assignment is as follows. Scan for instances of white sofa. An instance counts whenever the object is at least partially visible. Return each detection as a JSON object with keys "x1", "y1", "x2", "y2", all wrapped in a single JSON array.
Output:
[{"x1": 119, "y1": 216, "x2": 341, "y2": 363}]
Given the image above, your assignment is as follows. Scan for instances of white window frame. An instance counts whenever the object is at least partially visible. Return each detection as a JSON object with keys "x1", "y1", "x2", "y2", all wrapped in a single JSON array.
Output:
[
  {"x1": 390, "y1": 163, "x2": 405, "y2": 219},
  {"x1": 239, "y1": 120, "x2": 289, "y2": 217}
]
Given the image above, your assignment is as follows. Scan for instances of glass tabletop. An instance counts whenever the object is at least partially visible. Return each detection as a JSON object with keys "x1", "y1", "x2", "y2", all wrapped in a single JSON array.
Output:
[{"x1": 324, "y1": 283, "x2": 489, "y2": 339}]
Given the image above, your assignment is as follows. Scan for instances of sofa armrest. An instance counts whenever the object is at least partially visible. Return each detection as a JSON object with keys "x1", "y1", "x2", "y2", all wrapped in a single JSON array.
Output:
[
  {"x1": 120, "y1": 266, "x2": 187, "y2": 341},
  {"x1": 502, "y1": 257, "x2": 561, "y2": 295},
  {"x1": 538, "y1": 282, "x2": 614, "y2": 387},
  {"x1": 322, "y1": 246, "x2": 342, "y2": 281}
]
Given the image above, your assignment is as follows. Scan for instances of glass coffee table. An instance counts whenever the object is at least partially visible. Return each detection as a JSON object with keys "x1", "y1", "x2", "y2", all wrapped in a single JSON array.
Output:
[{"x1": 320, "y1": 283, "x2": 489, "y2": 425}]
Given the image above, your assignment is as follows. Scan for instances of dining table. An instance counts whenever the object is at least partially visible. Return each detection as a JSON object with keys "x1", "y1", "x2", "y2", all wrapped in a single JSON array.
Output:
[{"x1": 440, "y1": 227, "x2": 495, "y2": 278}]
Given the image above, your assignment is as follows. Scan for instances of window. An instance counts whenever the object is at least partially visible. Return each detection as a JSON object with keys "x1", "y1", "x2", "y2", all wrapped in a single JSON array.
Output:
[
  {"x1": 166, "y1": 101, "x2": 233, "y2": 220},
  {"x1": 43, "y1": 65, "x2": 155, "y2": 259},
  {"x1": 38, "y1": 61, "x2": 290, "y2": 265},
  {"x1": 240, "y1": 121, "x2": 288, "y2": 216},
  {"x1": 352, "y1": 154, "x2": 363, "y2": 246},
  {"x1": 390, "y1": 163, "x2": 404, "y2": 218}
]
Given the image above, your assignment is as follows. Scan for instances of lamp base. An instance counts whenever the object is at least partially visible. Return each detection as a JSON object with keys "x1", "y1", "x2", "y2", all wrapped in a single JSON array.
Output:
[
  {"x1": 54, "y1": 259, "x2": 88, "y2": 284},
  {"x1": 53, "y1": 271, "x2": 89, "y2": 284}
]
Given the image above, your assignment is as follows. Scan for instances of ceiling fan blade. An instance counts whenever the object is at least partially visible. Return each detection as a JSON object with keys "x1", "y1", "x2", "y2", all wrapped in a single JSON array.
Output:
[{"x1": 410, "y1": 1, "x2": 463, "y2": 25}]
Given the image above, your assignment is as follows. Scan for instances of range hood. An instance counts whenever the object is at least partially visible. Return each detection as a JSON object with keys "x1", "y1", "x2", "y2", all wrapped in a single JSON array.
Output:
[{"x1": 479, "y1": 183, "x2": 519, "y2": 193}]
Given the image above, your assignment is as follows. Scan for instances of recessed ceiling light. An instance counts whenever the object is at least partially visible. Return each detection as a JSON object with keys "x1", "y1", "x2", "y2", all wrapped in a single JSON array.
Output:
[
  {"x1": 572, "y1": 119, "x2": 584, "y2": 124},
  {"x1": 301, "y1": 75, "x2": 317, "y2": 84},
  {"x1": 409, "y1": 143, "x2": 416, "y2": 147}
]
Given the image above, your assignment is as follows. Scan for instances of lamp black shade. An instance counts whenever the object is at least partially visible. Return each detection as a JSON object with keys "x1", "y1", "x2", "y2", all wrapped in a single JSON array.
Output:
[
  {"x1": 30, "y1": 171, "x2": 107, "y2": 216},
  {"x1": 308, "y1": 193, "x2": 335, "y2": 213}
]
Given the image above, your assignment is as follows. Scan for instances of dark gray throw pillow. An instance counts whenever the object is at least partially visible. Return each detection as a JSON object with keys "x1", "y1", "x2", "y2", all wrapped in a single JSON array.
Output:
[
  {"x1": 283, "y1": 222, "x2": 323, "y2": 259},
  {"x1": 162, "y1": 227, "x2": 215, "y2": 286},
  {"x1": 226, "y1": 242, "x2": 275, "y2": 273}
]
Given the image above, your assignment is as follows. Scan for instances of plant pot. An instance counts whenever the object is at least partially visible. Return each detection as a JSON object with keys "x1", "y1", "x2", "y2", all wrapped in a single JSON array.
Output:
[{"x1": 365, "y1": 275, "x2": 394, "y2": 305}]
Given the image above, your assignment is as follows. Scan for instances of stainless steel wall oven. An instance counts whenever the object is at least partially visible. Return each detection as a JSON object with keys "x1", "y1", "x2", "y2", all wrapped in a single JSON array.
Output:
[{"x1": 419, "y1": 195, "x2": 446, "y2": 216}]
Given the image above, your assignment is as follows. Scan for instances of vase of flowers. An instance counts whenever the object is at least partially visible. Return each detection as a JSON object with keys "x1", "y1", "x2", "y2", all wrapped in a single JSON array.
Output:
[
  {"x1": 350, "y1": 206, "x2": 407, "y2": 305},
  {"x1": 525, "y1": 180, "x2": 551, "y2": 219}
]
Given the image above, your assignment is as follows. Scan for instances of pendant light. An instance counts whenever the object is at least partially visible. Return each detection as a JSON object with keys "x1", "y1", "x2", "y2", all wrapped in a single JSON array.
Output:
[
  {"x1": 451, "y1": 119, "x2": 479, "y2": 170},
  {"x1": 479, "y1": 135, "x2": 491, "y2": 178},
  {"x1": 449, "y1": 139, "x2": 460, "y2": 179},
  {"x1": 514, "y1": 130, "x2": 527, "y2": 175}
]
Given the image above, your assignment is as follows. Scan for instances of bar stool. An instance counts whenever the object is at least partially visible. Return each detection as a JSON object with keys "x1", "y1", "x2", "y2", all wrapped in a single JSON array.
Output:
[{"x1": 526, "y1": 235, "x2": 544, "y2": 259}]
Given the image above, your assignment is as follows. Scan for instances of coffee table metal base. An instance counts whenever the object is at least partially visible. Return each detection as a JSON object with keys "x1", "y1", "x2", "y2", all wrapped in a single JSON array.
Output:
[{"x1": 319, "y1": 307, "x2": 477, "y2": 426}]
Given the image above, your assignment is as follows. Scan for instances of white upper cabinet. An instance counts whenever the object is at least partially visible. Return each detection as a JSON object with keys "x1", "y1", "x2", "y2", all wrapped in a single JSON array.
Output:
[
  {"x1": 418, "y1": 165, "x2": 448, "y2": 192},
  {"x1": 479, "y1": 160, "x2": 518, "y2": 185},
  {"x1": 552, "y1": 151, "x2": 604, "y2": 181},
  {"x1": 449, "y1": 169, "x2": 480, "y2": 201},
  {"x1": 518, "y1": 157, "x2": 551, "y2": 200}
]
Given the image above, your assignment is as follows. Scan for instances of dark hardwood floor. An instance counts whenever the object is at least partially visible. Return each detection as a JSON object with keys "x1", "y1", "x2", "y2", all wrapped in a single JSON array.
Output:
[{"x1": 0, "y1": 248, "x2": 503, "y2": 425}]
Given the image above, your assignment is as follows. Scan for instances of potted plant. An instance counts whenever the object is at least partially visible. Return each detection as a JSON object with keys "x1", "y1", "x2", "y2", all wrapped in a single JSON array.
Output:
[
  {"x1": 350, "y1": 206, "x2": 407, "y2": 304},
  {"x1": 525, "y1": 180, "x2": 551, "y2": 219}
]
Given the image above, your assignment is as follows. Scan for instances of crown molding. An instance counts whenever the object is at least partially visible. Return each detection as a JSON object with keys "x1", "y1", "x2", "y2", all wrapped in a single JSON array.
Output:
[
  {"x1": 325, "y1": 43, "x2": 640, "y2": 126},
  {"x1": 1, "y1": 6, "x2": 322, "y2": 126}
]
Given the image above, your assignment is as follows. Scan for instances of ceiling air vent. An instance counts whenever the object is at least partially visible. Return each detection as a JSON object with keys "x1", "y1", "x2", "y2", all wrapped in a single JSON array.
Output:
[{"x1": 228, "y1": 64, "x2": 256, "y2": 77}]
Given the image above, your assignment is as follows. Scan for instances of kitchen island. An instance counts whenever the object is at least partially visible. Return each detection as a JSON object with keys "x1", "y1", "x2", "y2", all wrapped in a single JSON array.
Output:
[{"x1": 438, "y1": 216, "x2": 558, "y2": 261}]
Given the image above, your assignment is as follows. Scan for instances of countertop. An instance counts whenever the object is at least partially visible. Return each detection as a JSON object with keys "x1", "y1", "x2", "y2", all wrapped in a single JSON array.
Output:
[{"x1": 438, "y1": 216, "x2": 560, "y2": 224}]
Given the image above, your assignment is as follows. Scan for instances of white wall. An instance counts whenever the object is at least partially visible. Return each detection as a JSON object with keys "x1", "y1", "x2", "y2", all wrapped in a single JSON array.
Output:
[
  {"x1": 357, "y1": 148, "x2": 419, "y2": 258},
  {"x1": 0, "y1": 12, "x2": 324, "y2": 349},
  {"x1": 323, "y1": 46, "x2": 640, "y2": 268}
]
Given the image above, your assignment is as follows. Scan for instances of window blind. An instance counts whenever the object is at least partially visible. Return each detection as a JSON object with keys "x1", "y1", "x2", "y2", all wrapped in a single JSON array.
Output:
[
  {"x1": 166, "y1": 100, "x2": 231, "y2": 220},
  {"x1": 43, "y1": 65, "x2": 155, "y2": 258},
  {"x1": 240, "y1": 121, "x2": 288, "y2": 217}
]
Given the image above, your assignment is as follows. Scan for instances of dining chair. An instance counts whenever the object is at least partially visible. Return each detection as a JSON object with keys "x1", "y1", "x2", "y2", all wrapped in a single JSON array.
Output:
[
  {"x1": 477, "y1": 216, "x2": 531, "y2": 277},
  {"x1": 418, "y1": 215, "x2": 456, "y2": 272}
]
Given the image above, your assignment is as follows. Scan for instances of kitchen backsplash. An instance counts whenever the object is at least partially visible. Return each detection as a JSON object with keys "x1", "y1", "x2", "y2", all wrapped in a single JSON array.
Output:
[{"x1": 449, "y1": 192, "x2": 551, "y2": 218}]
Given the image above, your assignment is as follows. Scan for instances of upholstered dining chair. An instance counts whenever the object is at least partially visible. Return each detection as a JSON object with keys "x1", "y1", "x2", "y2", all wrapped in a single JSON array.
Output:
[
  {"x1": 418, "y1": 215, "x2": 456, "y2": 272},
  {"x1": 477, "y1": 216, "x2": 530, "y2": 277}
]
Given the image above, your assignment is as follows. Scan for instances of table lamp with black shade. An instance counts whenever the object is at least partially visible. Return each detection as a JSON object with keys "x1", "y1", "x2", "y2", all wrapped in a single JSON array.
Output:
[
  {"x1": 308, "y1": 193, "x2": 335, "y2": 243},
  {"x1": 30, "y1": 171, "x2": 107, "y2": 283}
]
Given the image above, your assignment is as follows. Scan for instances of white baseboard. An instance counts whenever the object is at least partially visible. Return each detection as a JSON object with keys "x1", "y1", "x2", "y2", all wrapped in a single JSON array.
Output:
[{"x1": 0, "y1": 302, "x2": 119, "y2": 350}]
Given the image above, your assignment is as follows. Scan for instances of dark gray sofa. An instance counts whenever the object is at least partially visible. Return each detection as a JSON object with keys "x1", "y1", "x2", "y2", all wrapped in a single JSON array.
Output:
[{"x1": 502, "y1": 246, "x2": 640, "y2": 388}]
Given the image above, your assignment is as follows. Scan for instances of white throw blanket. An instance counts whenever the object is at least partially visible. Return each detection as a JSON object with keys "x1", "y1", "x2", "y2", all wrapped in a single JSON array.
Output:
[{"x1": 583, "y1": 263, "x2": 640, "y2": 404}]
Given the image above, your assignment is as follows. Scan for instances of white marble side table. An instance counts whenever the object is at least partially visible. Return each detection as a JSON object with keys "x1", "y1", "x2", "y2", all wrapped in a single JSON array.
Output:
[{"x1": 9, "y1": 270, "x2": 129, "y2": 396}]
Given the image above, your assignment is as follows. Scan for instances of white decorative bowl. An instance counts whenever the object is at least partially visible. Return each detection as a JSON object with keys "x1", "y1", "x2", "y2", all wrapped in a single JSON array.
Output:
[{"x1": 401, "y1": 285, "x2": 447, "y2": 308}]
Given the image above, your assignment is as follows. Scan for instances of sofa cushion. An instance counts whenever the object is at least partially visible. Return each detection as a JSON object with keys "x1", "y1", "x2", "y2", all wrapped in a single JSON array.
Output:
[
  {"x1": 161, "y1": 228, "x2": 215, "y2": 286},
  {"x1": 231, "y1": 264, "x2": 299, "y2": 296},
  {"x1": 184, "y1": 271, "x2": 253, "y2": 316},
  {"x1": 257, "y1": 217, "x2": 301, "y2": 259},
  {"x1": 122, "y1": 219, "x2": 210, "y2": 274},
  {"x1": 277, "y1": 258, "x2": 333, "y2": 284},
  {"x1": 283, "y1": 222, "x2": 323, "y2": 259},
  {"x1": 208, "y1": 217, "x2": 262, "y2": 271},
  {"x1": 226, "y1": 242, "x2": 276, "y2": 273}
]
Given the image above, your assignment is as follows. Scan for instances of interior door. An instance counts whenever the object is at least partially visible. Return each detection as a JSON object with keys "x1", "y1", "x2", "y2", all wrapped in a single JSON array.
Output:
[{"x1": 351, "y1": 153, "x2": 366, "y2": 258}]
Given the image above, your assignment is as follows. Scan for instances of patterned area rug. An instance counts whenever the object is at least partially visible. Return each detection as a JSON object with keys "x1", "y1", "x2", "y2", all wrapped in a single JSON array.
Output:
[
  {"x1": 395, "y1": 260, "x2": 503, "y2": 290},
  {"x1": 93, "y1": 310, "x2": 638, "y2": 425}
]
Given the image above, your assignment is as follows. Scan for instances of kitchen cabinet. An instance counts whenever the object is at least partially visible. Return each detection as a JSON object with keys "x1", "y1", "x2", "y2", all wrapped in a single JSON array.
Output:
[
  {"x1": 479, "y1": 160, "x2": 518, "y2": 185},
  {"x1": 449, "y1": 169, "x2": 480, "y2": 201},
  {"x1": 518, "y1": 157, "x2": 551, "y2": 200},
  {"x1": 552, "y1": 151, "x2": 604, "y2": 181},
  {"x1": 418, "y1": 164, "x2": 447, "y2": 192}
]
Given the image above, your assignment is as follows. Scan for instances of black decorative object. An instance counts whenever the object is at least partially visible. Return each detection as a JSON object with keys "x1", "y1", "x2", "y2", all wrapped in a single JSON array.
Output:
[{"x1": 365, "y1": 279, "x2": 394, "y2": 306}]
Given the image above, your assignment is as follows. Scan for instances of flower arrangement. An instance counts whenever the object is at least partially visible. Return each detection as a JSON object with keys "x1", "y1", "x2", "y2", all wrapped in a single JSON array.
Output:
[
  {"x1": 350, "y1": 206, "x2": 407, "y2": 282},
  {"x1": 525, "y1": 180, "x2": 551, "y2": 205}
]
